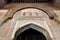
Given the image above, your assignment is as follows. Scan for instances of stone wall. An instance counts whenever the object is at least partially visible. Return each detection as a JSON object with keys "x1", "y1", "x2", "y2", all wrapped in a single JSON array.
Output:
[
  {"x1": 53, "y1": 0, "x2": 60, "y2": 8},
  {"x1": 0, "y1": 0, "x2": 6, "y2": 8}
]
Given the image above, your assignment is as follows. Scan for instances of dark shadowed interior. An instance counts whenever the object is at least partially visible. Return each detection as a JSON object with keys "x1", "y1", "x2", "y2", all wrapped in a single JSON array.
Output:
[
  {"x1": 17, "y1": 28, "x2": 47, "y2": 40},
  {"x1": 7, "y1": 0, "x2": 52, "y2": 3}
]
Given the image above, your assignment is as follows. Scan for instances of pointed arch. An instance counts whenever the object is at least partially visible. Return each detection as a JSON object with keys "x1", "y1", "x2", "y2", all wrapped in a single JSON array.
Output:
[{"x1": 13, "y1": 23, "x2": 52, "y2": 40}]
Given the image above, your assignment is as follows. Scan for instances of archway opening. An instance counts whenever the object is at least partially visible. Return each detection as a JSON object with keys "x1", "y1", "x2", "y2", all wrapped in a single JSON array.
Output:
[{"x1": 16, "y1": 28, "x2": 47, "y2": 40}]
